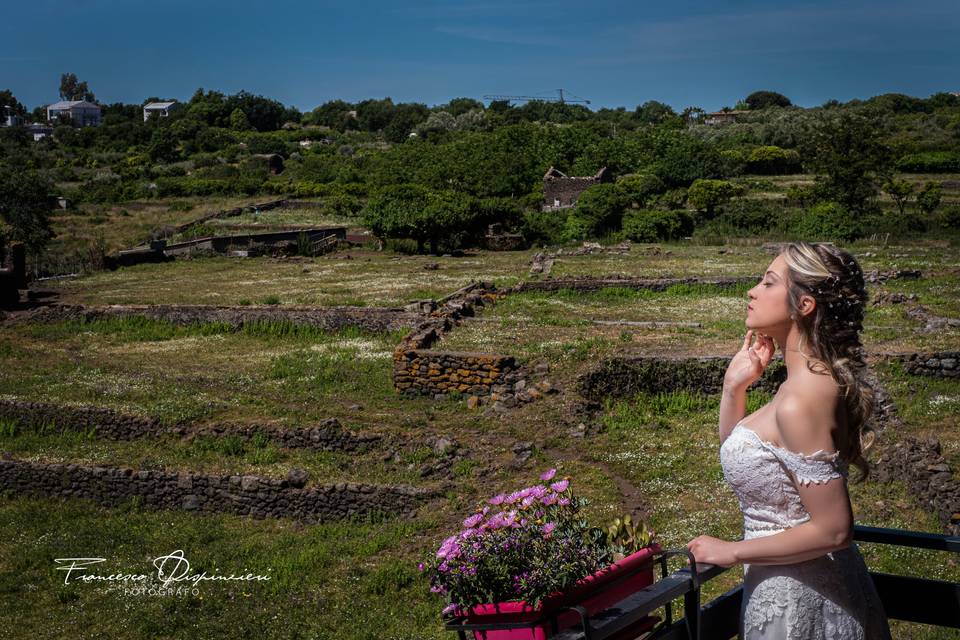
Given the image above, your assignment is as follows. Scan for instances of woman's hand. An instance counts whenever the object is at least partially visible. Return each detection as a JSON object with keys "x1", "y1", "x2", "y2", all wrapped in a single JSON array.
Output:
[
  {"x1": 724, "y1": 329, "x2": 775, "y2": 391},
  {"x1": 685, "y1": 535, "x2": 740, "y2": 568}
]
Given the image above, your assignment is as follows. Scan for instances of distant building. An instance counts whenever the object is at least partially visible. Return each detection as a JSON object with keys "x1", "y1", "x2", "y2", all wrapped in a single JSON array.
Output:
[
  {"x1": 703, "y1": 110, "x2": 750, "y2": 126},
  {"x1": 26, "y1": 123, "x2": 54, "y2": 141},
  {"x1": 142, "y1": 101, "x2": 181, "y2": 122},
  {"x1": 46, "y1": 100, "x2": 101, "y2": 127},
  {"x1": 542, "y1": 166, "x2": 610, "y2": 211}
]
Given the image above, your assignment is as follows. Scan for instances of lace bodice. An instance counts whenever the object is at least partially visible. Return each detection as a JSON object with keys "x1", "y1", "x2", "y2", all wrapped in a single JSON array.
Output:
[
  {"x1": 720, "y1": 421, "x2": 849, "y2": 538},
  {"x1": 720, "y1": 421, "x2": 891, "y2": 639}
]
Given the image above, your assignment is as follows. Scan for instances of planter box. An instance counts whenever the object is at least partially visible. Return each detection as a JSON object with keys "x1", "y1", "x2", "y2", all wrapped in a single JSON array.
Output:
[{"x1": 451, "y1": 544, "x2": 662, "y2": 640}]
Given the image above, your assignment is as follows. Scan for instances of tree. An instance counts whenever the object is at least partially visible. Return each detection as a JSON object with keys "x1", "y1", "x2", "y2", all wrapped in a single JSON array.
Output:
[
  {"x1": 229, "y1": 107, "x2": 253, "y2": 131},
  {"x1": 567, "y1": 183, "x2": 631, "y2": 238},
  {"x1": 0, "y1": 90, "x2": 27, "y2": 117},
  {"x1": 444, "y1": 98, "x2": 484, "y2": 117},
  {"x1": 634, "y1": 101, "x2": 677, "y2": 125},
  {"x1": 745, "y1": 146, "x2": 802, "y2": 175},
  {"x1": 0, "y1": 167, "x2": 54, "y2": 258},
  {"x1": 616, "y1": 174, "x2": 666, "y2": 208},
  {"x1": 362, "y1": 184, "x2": 476, "y2": 254},
  {"x1": 59, "y1": 72, "x2": 95, "y2": 102},
  {"x1": 745, "y1": 91, "x2": 792, "y2": 110},
  {"x1": 384, "y1": 103, "x2": 430, "y2": 143},
  {"x1": 305, "y1": 100, "x2": 355, "y2": 129},
  {"x1": 803, "y1": 112, "x2": 894, "y2": 214},
  {"x1": 687, "y1": 179, "x2": 742, "y2": 218},
  {"x1": 882, "y1": 178, "x2": 914, "y2": 215},
  {"x1": 916, "y1": 181, "x2": 942, "y2": 216}
]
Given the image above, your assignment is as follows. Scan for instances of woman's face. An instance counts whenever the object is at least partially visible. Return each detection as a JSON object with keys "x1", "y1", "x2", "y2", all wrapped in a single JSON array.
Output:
[{"x1": 746, "y1": 255, "x2": 793, "y2": 329}]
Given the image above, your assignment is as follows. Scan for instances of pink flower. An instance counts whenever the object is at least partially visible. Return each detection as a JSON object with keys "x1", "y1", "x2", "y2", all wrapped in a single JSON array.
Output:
[
  {"x1": 521, "y1": 495, "x2": 536, "y2": 507},
  {"x1": 551, "y1": 479, "x2": 569, "y2": 493},
  {"x1": 542, "y1": 522, "x2": 556, "y2": 538},
  {"x1": 417, "y1": 563, "x2": 425, "y2": 571},
  {"x1": 540, "y1": 468, "x2": 557, "y2": 481},
  {"x1": 463, "y1": 513, "x2": 484, "y2": 528},
  {"x1": 558, "y1": 498, "x2": 570, "y2": 506},
  {"x1": 541, "y1": 493, "x2": 558, "y2": 506},
  {"x1": 488, "y1": 494, "x2": 506, "y2": 506},
  {"x1": 442, "y1": 603, "x2": 458, "y2": 616}
]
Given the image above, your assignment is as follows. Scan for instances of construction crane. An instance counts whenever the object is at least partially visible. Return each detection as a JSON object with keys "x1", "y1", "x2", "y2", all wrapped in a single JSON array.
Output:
[{"x1": 482, "y1": 89, "x2": 591, "y2": 105}]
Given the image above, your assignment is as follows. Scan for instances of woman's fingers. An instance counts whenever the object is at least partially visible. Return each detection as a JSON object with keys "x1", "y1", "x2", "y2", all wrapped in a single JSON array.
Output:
[{"x1": 741, "y1": 330, "x2": 753, "y2": 351}]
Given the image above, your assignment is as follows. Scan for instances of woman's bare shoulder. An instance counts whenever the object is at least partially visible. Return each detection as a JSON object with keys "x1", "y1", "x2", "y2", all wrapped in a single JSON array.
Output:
[{"x1": 774, "y1": 382, "x2": 840, "y2": 455}]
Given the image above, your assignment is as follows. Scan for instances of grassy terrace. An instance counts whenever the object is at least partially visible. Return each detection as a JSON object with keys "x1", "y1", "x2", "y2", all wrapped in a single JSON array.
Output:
[
  {"x1": 41, "y1": 249, "x2": 533, "y2": 307},
  {"x1": 3, "y1": 240, "x2": 960, "y2": 638},
  {"x1": 439, "y1": 281, "x2": 960, "y2": 360},
  {"x1": 48, "y1": 197, "x2": 269, "y2": 257},
  {"x1": 167, "y1": 206, "x2": 360, "y2": 243}
]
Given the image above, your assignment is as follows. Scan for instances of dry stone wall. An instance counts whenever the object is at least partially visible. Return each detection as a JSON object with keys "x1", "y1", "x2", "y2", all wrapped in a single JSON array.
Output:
[
  {"x1": 874, "y1": 438, "x2": 960, "y2": 535},
  {"x1": 577, "y1": 355, "x2": 787, "y2": 401},
  {"x1": 393, "y1": 350, "x2": 520, "y2": 397},
  {"x1": 506, "y1": 276, "x2": 755, "y2": 294},
  {"x1": 0, "y1": 399, "x2": 379, "y2": 453},
  {"x1": 0, "y1": 458, "x2": 434, "y2": 524}
]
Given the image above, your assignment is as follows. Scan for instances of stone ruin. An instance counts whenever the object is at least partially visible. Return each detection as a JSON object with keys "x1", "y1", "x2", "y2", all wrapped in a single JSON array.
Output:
[{"x1": 542, "y1": 166, "x2": 610, "y2": 210}]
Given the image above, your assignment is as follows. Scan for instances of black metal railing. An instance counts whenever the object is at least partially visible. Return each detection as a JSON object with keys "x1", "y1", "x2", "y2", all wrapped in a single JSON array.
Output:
[{"x1": 442, "y1": 524, "x2": 960, "y2": 640}]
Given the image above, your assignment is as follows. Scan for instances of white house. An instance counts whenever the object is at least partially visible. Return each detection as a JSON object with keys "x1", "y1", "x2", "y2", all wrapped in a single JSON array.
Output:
[
  {"x1": 142, "y1": 101, "x2": 181, "y2": 122},
  {"x1": 46, "y1": 100, "x2": 101, "y2": 126}
]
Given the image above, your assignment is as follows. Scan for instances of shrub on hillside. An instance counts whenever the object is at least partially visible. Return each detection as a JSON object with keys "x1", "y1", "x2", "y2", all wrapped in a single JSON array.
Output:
[
  {"x1": 896, "y1": 152, "x2": 960, "y2": 173},
  {"x1": 792, "y1": 201, "x2": 861, "y2": 241},
  {"x1": 621, "y1": 209, "x2": 694, "y2": 242}
]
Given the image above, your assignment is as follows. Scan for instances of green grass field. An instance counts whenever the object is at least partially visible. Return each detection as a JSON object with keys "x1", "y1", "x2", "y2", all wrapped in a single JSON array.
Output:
[{"x1": 4, "y1": 234, "x2": 960, "y2": 638}]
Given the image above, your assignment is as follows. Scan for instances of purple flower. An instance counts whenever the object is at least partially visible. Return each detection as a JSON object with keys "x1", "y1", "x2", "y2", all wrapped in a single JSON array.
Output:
[
  {"x1": 551, "y1": 479, "x2": 569, "y2": 493},
  {"x1": 541, "y1": 493, "x2": 558, "y2": 506},
  {"x1": 558, "y1": 498, "x2": 570, "y2": 506},
  {"x1": 463, "y1": 513, "x2": 484, "y2": 528},
  {"x1": 521, "y1": 495, "x2": 536, "y2": 507},
  {"x1": 488, "y1": 494, "x2": 506, "y2": 506},
  {"x1": 442, "y1": 603, "x2": 458, "y2": 616},
  {"x1": 431, "y1": 585, "x2": 447, "y2": 594},
  {"x1": 417, "y1": 562, "x2": 425, "y2": 572},
  {"x1": 542, "y1": 522, "x2": 556, "y2": 538},
  {"x1": 540, "y1": 468, "x2": 557, "y2": 481}
]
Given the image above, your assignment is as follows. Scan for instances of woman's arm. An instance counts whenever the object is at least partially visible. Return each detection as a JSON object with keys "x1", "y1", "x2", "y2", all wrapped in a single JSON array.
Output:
[
  {"x1": 733, "y1": 394, "x2": 853, "y2": 565},
  {"x1": 719, "y1": 383, "x2": 748, "y2": 443},
  {"x1": 689, "y1": 392, "x2": 853, "y2": 567},
  {"x1": 719, "y1": 331, "x2": 775, "y2": 443}
]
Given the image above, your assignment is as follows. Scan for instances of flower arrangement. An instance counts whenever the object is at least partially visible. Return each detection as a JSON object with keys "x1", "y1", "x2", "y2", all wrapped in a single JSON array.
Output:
[{"x1": 419, "y1": 468, "x2": 657, "y2": 616}]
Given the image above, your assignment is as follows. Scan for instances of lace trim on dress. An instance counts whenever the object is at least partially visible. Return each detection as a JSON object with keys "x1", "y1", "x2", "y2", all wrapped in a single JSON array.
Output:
[{"x1": 734, "y1": 424, "x2": 848, "y2": 487}]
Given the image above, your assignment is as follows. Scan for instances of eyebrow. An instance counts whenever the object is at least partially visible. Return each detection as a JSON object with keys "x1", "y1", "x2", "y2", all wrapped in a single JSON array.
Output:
[{"x1": 764, "y1": 271, "x2": 781, "y2": 280}]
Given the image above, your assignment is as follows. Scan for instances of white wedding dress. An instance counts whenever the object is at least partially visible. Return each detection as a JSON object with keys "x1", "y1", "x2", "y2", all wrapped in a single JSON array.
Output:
[{"x1": 719, "y1": 421, "x2": 893, "y2": 639}]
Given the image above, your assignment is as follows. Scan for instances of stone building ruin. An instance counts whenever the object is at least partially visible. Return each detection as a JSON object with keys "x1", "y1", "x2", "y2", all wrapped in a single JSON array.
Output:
[{"x1": 542, "y1": 166, "x2": 610, "y2": 211}]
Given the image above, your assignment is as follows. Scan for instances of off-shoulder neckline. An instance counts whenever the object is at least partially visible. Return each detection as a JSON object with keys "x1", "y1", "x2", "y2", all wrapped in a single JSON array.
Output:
[{"x1": 733, "y1": 422, "x2": 840, "y2": 460}]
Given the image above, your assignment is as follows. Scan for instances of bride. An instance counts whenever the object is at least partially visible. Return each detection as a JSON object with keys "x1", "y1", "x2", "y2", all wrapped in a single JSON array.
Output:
[{"x1": 685, "y1": 241, "x2": 892, "y2": 638}]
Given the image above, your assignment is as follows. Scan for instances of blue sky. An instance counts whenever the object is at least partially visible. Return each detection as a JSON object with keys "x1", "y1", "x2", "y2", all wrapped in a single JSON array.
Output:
[{"x1": 3, "y1": 0, "x2": 958, "y2": 113}]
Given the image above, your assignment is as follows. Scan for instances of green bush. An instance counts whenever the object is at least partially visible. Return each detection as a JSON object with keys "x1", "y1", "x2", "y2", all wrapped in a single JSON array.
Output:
[
  {"x1": 745, "y1": 146, "x2": 802, "y2": 175},
  {"x1": 896, "y1": 152, "x2": 960, "y2": 173},
  {"x1": 520, "y1": 209, "x2": 569, "y2": 246},
  {"x1": 938, "y1": 206, "x2": 960, "y2": 230},
  {"x1": 706, "y1": 199, "x2": 779, "y2": 235},
  {"x1": 615, "y1": 173, "x2": 666, "y2": 208},
  {"x1": 621, "y1": 209, "x2": 694, "y2": 242},
  {"x1": 792, "y1": 201, "x2": 861, "y2": 241},
  {"x1": 687, "y1": 179, "x2": 743, "y2": 218}
]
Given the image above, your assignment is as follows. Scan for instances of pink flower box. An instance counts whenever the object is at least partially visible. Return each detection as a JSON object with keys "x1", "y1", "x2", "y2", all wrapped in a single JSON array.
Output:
[{"x1": 450, "y1": 544, "x2": 663, "y2": 640}]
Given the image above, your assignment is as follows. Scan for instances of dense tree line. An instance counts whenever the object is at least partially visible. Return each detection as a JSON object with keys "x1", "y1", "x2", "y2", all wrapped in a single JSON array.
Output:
[{"x1": 1, "y1": 82, "x2": 960, "y2": 257}]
